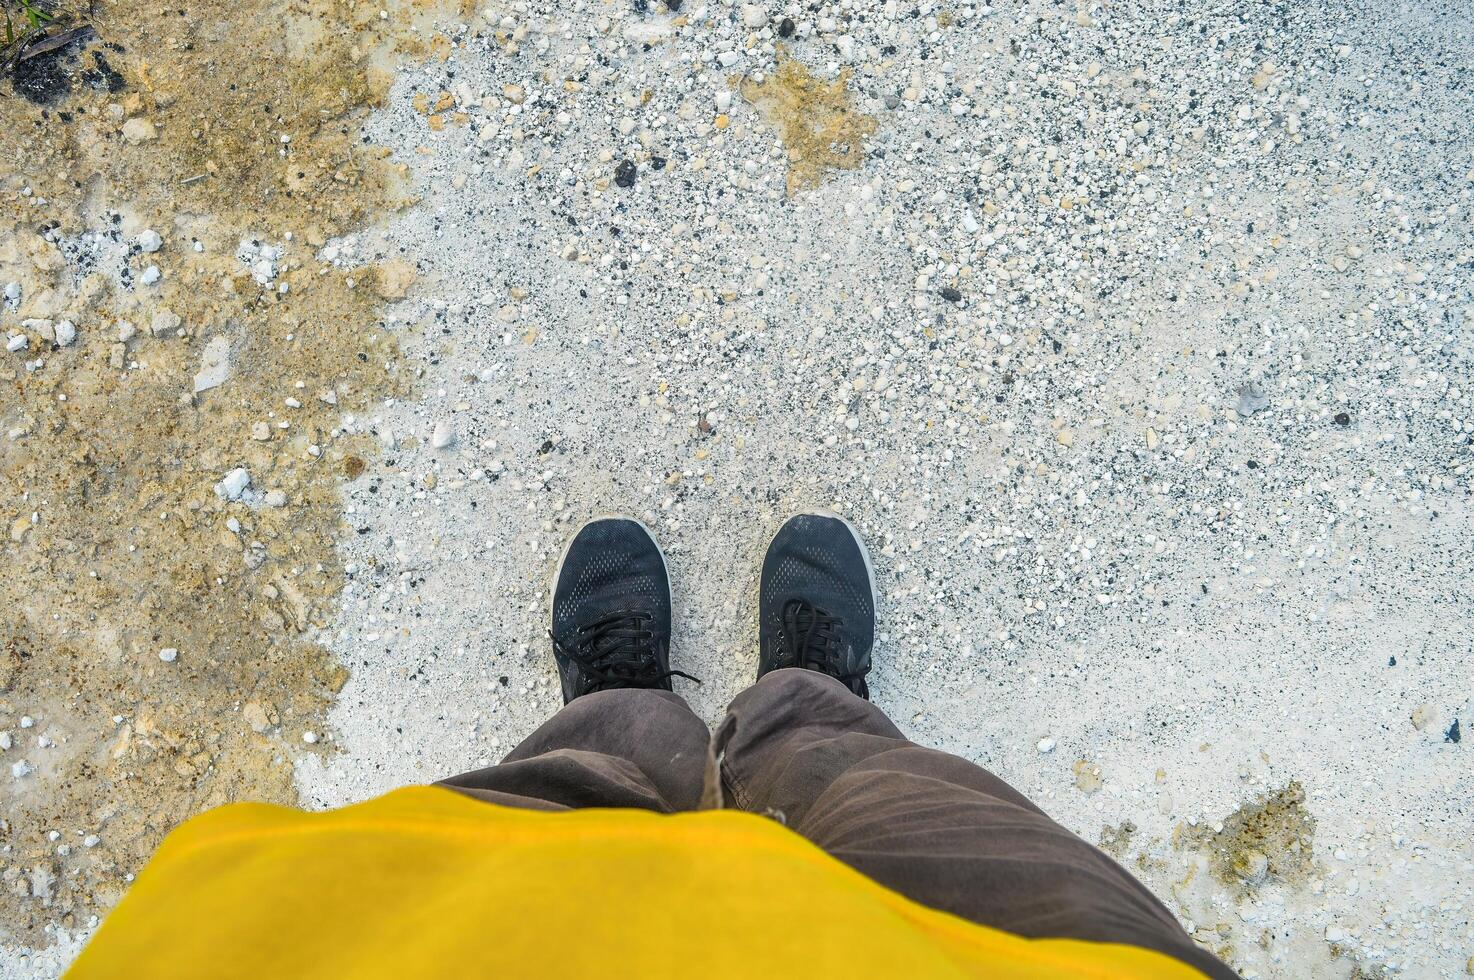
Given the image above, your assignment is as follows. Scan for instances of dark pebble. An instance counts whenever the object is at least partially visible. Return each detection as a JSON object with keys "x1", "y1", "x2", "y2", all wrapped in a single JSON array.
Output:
[
  {"x1": 614, "y1": 160, "x2": 637, "y2": 188},
  {"x1": 665, "y1": 0, "x2": 682, "y2": 8},
  {"x1": 778, "y1": 16, "x2": 796, "y2": 37},
  {"x1": 940, "y1": 286, "x2": 962, "y2": 303},
  {"x1": 1446, "y1": 718, "x2": 1461, "y2": 744},
  {"x1": 1333, "y1": 411, "x2": 1351, "y2": 426}
]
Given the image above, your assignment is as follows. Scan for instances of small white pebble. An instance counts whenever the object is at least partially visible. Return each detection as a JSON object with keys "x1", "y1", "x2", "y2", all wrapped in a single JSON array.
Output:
[
  {"x1": 158, "y1": 647, "x2": 179, "y2": 663},
  {"x1": 1037, "y1": 737, "x2": 1056, "y2": 754},
  {"x1": 215, "y1": 467, "x2": 251, "y2": 501}
]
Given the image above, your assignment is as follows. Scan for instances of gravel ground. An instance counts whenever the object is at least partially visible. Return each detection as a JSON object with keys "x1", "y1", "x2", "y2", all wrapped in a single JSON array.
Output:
[
  {"x1": 291, "y1": 0, "x2": 1473, "y2": 975},
  {"x1": 7, "y1": 0, "x2": 1466, "y2": 975}
]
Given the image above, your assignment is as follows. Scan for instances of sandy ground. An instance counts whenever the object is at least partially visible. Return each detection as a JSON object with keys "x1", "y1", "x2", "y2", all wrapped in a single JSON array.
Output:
[{"x1": 5, "y1": 0, "x2": 1473, "y2": 976}]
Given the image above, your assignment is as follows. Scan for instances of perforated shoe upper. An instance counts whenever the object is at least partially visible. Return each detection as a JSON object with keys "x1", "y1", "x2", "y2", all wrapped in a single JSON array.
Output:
[
  {"x1": 759, "y1": 512, "x2": 875, "y2": 698},
  {"x1": 550, "y1": 517, "x2": 680, "y2": 703}
]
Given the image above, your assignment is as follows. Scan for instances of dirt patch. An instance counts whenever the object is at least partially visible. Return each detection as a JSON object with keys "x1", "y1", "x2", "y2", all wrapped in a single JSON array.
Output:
[
  {"x1": 1098, "y1": 819, "x2": 1137, "y2": 859},
  {"x1": 1177, "y1": 781, "x2": 1317, "y2": 896},
  {"x1": 0, "y1": 0, "x2": 454, "y2": 949},
  {"x1": 735, "y1": 47, "x2": 878, "y2": 196}
]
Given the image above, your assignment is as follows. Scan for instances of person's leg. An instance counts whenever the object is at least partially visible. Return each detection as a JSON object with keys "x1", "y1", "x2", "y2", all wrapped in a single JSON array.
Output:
[
  {"x1": 438, "y1": 687, "x2": 709, "y2": 811},
  {"x1": 439, "y1": 515, "x2": 707, "y2": 812},
  {"x1": 720, "y1": 669, "x2": 1235, "y2": 979}
]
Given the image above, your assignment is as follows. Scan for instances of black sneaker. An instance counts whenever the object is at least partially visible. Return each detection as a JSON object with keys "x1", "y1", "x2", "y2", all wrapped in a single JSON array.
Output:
[
  {"x1": 759, "y1": 511, "x2": 876, "y2": 698},
  {"x1": 550, "y1": 516, "x2": 695, "y2": 703}
]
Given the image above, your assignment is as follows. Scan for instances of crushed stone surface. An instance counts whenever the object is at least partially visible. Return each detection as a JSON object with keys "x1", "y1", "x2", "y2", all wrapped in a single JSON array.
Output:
[
  {"x1": 4, "y1": 0, "x2": 1472, "y2": 976},
  {"x1": 296, "y1": 0, "x2": 1472, "y2": 976}
]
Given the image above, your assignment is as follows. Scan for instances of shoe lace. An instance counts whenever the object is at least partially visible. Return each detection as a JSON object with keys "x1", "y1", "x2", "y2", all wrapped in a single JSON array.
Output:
[
  {"x1": 781, "y1": 599, "x2": 863, "y2": 686},
  {"x1": 551, "y1": 611, "x2": 698, "y2": 694}
]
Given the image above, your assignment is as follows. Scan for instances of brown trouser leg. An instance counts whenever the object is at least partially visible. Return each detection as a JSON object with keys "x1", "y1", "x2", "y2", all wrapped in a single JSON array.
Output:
[
  {"x1": 438, "y1": 670, "x2": 1236, "y2": 979},
  {"x1": 438, "y1": 688, "x2": 709, "y2": 811}
]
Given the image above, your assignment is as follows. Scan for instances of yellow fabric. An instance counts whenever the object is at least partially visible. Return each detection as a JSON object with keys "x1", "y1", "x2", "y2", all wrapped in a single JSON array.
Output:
[{"x1": 69, "y1": 786, "x2": 1203, "y2": 979}]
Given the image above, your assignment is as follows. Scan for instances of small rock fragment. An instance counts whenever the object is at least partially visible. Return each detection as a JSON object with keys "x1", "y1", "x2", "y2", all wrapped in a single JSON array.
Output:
[
  {"x1": 151, "y1": 309, "x2": 182, "y2": 337},
  {"x1": 1235, "y1": 383, "x2": 1271, "y2": 417},
  {"x1": 121, "y1": 118, "x2": 158, "y2": 144},
  {"x1": 194, "y1": 335, "x2": 233, "y2": 393},
  {"x1": 214, "y1": 467, "x2": 252, "y2": 501},
  {"x1": 242, "y1": 701, "x2": 273, "y2": 733},
  {"x1": 431, "y1": 420, "x2": 456, "y2": 449},
  {"x1": 136, "y1": 230, "x2": 163, "y2": 253},
  {"x1": 158, "y1": 648, "x2": 179, "y2": 663},
  {"x1": 54, "y1": 319, "x2": 76, "y2": 347}
]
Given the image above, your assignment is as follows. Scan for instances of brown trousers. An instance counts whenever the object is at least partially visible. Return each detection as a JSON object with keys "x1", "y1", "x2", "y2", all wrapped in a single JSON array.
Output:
[{"x1": 439, "y1": 669, "x2": 1235, "y2": 979}]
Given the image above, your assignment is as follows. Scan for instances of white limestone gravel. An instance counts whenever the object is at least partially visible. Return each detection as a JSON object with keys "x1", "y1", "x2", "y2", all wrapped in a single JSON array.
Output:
[{"x1": 280, "y1": 0, "x2": 1466, "y2": 975}]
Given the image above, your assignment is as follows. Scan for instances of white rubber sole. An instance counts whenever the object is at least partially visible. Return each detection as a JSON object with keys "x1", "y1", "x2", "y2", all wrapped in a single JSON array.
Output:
[{"x1": 549, "y1": 514, "x2": 672, "y2": 627}]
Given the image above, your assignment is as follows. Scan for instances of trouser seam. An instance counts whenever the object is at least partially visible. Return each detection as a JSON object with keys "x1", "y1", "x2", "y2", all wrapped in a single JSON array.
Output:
[{"x1": 719, "y1": 758, "x2": 752, "y2": 811}]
